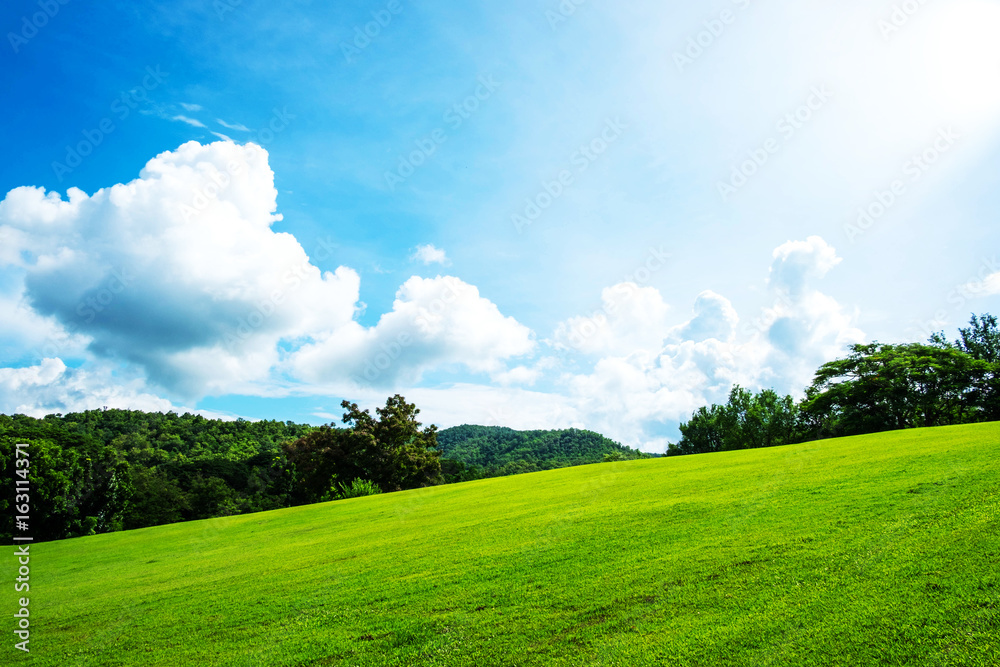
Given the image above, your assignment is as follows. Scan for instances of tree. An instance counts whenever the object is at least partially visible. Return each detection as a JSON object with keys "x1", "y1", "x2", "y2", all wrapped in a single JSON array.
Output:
[
  {"x1": 283, "y1": 395, "x2": 442, "y2": 504},
  {"x1": 672, "y1": 386, "x2": 800, "y2": 455},
  {"x1": 932, "y1": 314, "x2": 1000, "y2": 421},
  {"x1": 800, "y1": 342, "x2": 989, "y2": 438},
  {"x1": 341, "y1": 395, "x2": 442, "y2": 492},
  {"x1": 956, "y1": 313, "x2": 1000, "y2": 364}
]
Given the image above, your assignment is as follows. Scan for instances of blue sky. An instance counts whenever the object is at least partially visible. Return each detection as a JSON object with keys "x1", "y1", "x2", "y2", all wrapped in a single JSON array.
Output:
[{"x1": 2, "y1": 0, "x2": 999, "y2": 451}]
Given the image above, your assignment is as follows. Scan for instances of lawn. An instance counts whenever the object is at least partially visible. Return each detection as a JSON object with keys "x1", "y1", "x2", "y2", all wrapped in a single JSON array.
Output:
[{"x1": 6, "y1": 423, "x2": 999, "y2": 666}]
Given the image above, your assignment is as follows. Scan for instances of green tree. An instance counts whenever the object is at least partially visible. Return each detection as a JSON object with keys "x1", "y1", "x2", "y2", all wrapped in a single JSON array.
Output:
[
  {"x1": 341, "y1": 395, "x2": 442, "y2": 492},
  {"x1": 800, "y1": 342, "x2": 988, "y2": 438},
  {"x1": 283, "y1": 395, "x2": 442, "y2": 504},
  {"x1": 671, "y1": 386, "x2": 800, "y2": 455}
]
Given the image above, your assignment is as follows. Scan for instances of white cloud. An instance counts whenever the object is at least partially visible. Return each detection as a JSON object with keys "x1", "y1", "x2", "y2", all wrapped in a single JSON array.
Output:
[
  {"x1": 171, "y1": 115, "x2": 207, "y2": 128},
  {"x1": 180, "y1": 103, "x2": 203, "y2": 112},
  {"x1": 217, "y1": 119, "x2": 252, "y2": 132},
  {"x1": 0, "y1": 359, "x2": 176, "y2": 416},
  {"x1": 552, "y1": 283, "x2": 671, "y2": 356},
  {"x1": 964, "y1": 272, "x2": 1000, "y2": 298},
  {"x1": 547, "y1": 236, "x2": 862, "y2": 451},
  {"x1": 768, "y1": 236, "x2": 842, "y2": 297},
  {"x1": 412, "y1": 244, "x2": 449, "y2": 265},
  {"x1": 290, "y1": 275, "x2": 535, "y2": 387},
  {"x1": 671, "y1": 290, "x2": 739, "y2": 343},
  {"x1": 493, "y1": 365, "x2": 541, "y2": 387},
  {"x1": 0, "y1": 141, "x2": 361, "y2": 398}
]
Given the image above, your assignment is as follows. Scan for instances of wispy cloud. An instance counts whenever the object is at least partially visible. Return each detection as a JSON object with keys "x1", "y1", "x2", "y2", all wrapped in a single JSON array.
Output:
[
  {"x1": 211, "y1": 131, "x2": 233, "y2": 141},
  {"x1": 171, "y1": 115, "x2": 207, "y2": 128},
  {"x1": 180, "y1": 102, "x2": 203, "y2": 112},
  {"x1": 217, "y1": 119, "x2": 252, "y2": 132}
]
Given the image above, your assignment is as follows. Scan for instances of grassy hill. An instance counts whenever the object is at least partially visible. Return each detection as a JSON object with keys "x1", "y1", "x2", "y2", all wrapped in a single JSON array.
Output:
[
  {"x1": 436, "y1": 424, "x2": 650, "y2": 476},
  {"x1": 8, "y1": 423, "x2": 999, "y2": 666}
]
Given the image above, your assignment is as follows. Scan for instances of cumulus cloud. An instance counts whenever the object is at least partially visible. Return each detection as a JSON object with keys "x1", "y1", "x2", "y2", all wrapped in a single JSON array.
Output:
[
  {"x1": 290, "y1": 276, "x2": 535, "y2": 387},
  {"x1": 963, "y1": 271, "x2": 1000, "y2": 298},
  {"x1": 0, "y1": 141, "x2": 361, "y2": 397},
  {"x1": 0, "y1": 359, "x2": 176, "y2": 416},
  {"x1": 412, "y1": 244, "x2": 449, "y2": 265},
  {"x1": 671, "y1": 290, "x2": 739, "y2": 343},
  {"x1": 768, "y1": 235, "x2": 842, "y2": 297},
  {"x1": 548, "y1": 236, "x2": 862, "y2": 451},
  {"x1": 552, "y1": 283, "x2": 671, "y2": 357}
]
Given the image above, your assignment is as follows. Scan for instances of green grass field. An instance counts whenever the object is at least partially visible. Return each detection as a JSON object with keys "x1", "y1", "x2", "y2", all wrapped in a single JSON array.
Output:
[{"x1": 7, "y1": 423, "x2": 999, "y2": 666}]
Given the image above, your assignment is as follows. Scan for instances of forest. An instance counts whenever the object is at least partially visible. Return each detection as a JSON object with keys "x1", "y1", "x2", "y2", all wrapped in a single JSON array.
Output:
[{"x1": 0, "y1": 396, "x2": 644, "y2": 542}]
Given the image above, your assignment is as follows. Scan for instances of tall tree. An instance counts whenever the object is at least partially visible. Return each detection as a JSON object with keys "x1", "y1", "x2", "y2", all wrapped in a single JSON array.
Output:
[
  {"x1": 800, "y1": 342, "x2": 989, "y2": 438},
  {"x1": 283, "y1": 395, "x2": 442, "y2": 503},
  {"x1": 671, "y1": 386, "x2": 799, "y2": 455}
]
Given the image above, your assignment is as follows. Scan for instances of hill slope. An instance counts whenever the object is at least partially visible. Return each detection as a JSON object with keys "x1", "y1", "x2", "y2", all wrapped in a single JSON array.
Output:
[
  {"x1": 9, "y1": 423, "x2": 1000, "y2": 666},
  {"x1": 436, "y1": 424, "x2": 650, "y2": 476}
]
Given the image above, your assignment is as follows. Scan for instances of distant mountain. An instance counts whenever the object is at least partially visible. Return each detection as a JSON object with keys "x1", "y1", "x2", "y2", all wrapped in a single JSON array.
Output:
[{"x1": 436, "y1": 424, "x2": 652, "y2": 480}]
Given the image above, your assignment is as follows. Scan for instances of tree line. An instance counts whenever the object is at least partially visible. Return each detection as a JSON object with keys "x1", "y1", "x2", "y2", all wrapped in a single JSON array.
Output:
[
  {"x1": 669, "y1": 313, "x2": 1000, "y2": 455},
  {"x1": 1, "y1": 395, "x2": 646, "y2": 543}
]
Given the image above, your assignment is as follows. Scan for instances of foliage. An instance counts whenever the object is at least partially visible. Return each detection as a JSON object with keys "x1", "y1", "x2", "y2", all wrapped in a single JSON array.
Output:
[
  {"x1": 670, "y1": 386, "x2": 800, "y2": 456},
  {"x1": 323, "y1": 478, "x2": 384, "y2": 501},
  {"x1": 283, "y1": 395, "x2": 441, "y2": 504},
  {"x1": 801, "y1": 342, "x2": 992, "y2": 438},
  {"x1": 672, "y1": 314, "x2": 1000, "y2": 455},
  {"x1": 436, "y1": 425, "x2": 649, "y2": 477}
]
